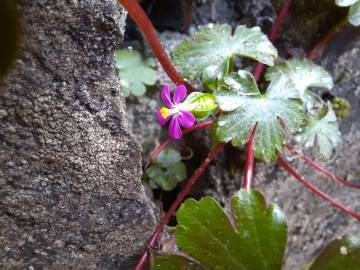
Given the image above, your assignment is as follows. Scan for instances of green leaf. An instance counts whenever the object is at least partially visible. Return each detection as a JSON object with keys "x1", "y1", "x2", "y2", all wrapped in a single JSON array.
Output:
[
  {"x1": 146, "y1": 149, "x2": 187, "y2": 191},
  {"x1": 215, "y1": 71, "x2": 304, "y2": 162},
  {"x1": 296, "y1": 103, "x2": 341, "y2": 159},
  {"x1": 265, "y1": 59, "x2": 340, "y2": 159},
  {"x1": 307, "y1": 235, "x2": 360, "y2": 270},
  {"x1": 126, "y1": 80, "x2": 146, "y2": 96},
  {"x1": 157, "y1": 148, "x2": 182, "y2": 167},
  {"x1": 331, "y1": 97, "x2": 351, "y2": 120},
  {"x1": 153, "y1": 255, "x2": 206, "y2": 270},
  {"x1": 115, "y1": 49, "x2": 142, "y2": 69},
  {"x1": 115, "y1": 49, "x2": 157, "y2": 97},
  {"x1": 335, "y1": 0, "x2": 360, "y2": 26},
  {"x1": 152, "y1": 189, "x2": 287, "y2": 270},
  {"x1": 335, "y1": 0, "x2": 358, "y2": 7},
  {"x1": 202, "y1": 58, "x2": 232, "y2": 92},
  {"x1": 183, "y1": 92, "x2": 218, "y2": 120},
  {"x1": 147, "y1": 163, "x2": 187, "y2": 191},
  {"x1": 349, "y1": 1, "x2": 360, "y2": 26},
  {"x1": 0, "y1": 0, "x2": 20, "y2": 82},
  {"x1": 172, "y1": 24, "x2": 277, "y2": 80},
  {"x1": 265, "y1": 58, "x2": 333, "y2": 110}
]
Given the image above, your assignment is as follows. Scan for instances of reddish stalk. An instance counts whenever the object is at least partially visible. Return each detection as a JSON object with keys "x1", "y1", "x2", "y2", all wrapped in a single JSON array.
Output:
[
  {"x1": 277, "y1": 157, "x2": 360, "y2": 221},
  {"x1": 285, "y1": 144, "x2": 360, "y2": 189},
  {"x1": 243, "y1": 126, "x2": 257, "y2": 189},
  {"x1": 135, "y1": 143, "x2": 225, "y2": 270},
  {"x1": 183, "y1": 0, "x2": 194, "y2": 34},
  {"x1": 308, "y1": 17, "x2": 348, "y2": 60},
  {"x1": 149, "y1": 119, "x2": 214, "y2": 163},
  {"x1": 253, "y1": 0, "x2": 293, "y2": 81},
  {"x1": 118, "y1": 0, "x2": 196, "y2": 92},
  {"x1": 130, "y1": 0, "x2": 295, "y2": 268}
]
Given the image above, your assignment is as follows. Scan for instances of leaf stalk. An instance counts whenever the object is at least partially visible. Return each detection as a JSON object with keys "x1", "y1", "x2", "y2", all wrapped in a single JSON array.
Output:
[
  {"x1": 308, "y1": 17, "x2": 348, "y2": 60},
  {"x1": 285, "y1": 144, "x2": 360, "y2": 189},
  {"x1": 243, "y1": 126, "x2": 257, "y2": 189},
  {"x1": 149, "y1": 119, "x2": 215, "y2": 164},
  {"x1": 277, "y1": 157, "x2": 360, "y2": 221},
  {"x1": 135, "y1": 143, "x2": 225, "y2": 270},
  {"x1": 118, "y1": 0, "x2": 196, "y2": 92},
  {"x1": 253, "y1": 0, "x2": 293, "y2": 81}
]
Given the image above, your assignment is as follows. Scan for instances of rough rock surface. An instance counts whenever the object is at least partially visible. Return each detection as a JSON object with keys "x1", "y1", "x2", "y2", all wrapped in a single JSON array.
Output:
[{"x1": 0, "y1": 1, "x2": 156, "y2": 269}]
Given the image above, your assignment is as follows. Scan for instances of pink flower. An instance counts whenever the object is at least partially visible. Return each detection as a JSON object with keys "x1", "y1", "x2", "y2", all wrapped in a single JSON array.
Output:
[{"x1": 156, "y1": 85, "x2": 195, "y2": 139}]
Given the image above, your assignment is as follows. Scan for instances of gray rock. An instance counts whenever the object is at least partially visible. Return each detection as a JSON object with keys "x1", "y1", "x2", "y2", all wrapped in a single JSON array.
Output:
[{"x1": 0, "y1": 0, "x2": 156, "y2": 269}]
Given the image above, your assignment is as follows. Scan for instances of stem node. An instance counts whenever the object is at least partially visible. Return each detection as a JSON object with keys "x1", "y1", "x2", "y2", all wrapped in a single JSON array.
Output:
[{"x1": 118, "y1": 0, "x2": 196, "y2": 91}]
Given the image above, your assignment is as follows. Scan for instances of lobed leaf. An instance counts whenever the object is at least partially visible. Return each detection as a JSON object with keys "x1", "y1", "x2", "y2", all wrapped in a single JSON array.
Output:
[
  {"x1": 265, "y1": 58, "x2": 333, "y2": 110},
  {"x1": 215, "y1": 71, "x2": 304, "y2": 162},
  {"x1": 349, "y1": 1, "x2": 360, "y2": 25},
  {"x1": 157, "y1": 148, "x2": 182, "y2": 167},
  {"x1": 296, "y1": 103, "x2": 341, "y2": 159},
  {"x1": 147, "y1": 163, "x2": 186, "y2": 191},
  {"x1": 307, "y1": 235, "x2": 360, "y2": 270},
  {"x1": 335, "y1": 0, "x2": 360, "y2": 26},
  {"x1": 146, "y1": 149, "x2": 187, "y2": 191},
  {"x1": 172, "y1": 24, "x2": 277, "y2": 80},
  {"x1": 115, "y1": 49, "x2": 157, "y2": 97},
  {"x1": 152, "y1": 189, "x2": 287, "y2": 270},
  {"x1": 264, "y1": 59, "x2": 342, "y2": 159},
  {"x1": 335, "y1": 0, "x2": 358, "y2": 6},
  {"x1": 202, "y1": 59, "x2": 232, "y2": 92}
]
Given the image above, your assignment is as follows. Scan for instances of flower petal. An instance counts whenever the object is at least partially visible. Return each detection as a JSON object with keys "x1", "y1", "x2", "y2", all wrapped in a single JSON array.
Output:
[
  {"x1": 161, "y1": 85, "x2": 173, "y2": 108},
  {"x1": 169, "y1": 115, "x2": 182, "y2": 139},
  {"x1": 156, "y1": 110, "x2": 170, "y2": 126},
  {"x1": 178, "y1": 111, "x2": 195, "y2": 128},
  {"x1": 173, "y1": 85, "x2": 187, "y2": 104}
]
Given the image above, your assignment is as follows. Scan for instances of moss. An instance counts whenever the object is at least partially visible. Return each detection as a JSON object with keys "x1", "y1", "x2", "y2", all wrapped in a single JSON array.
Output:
[{"x1": 331, "y1": 97, "x2": 351, "y2": 120}]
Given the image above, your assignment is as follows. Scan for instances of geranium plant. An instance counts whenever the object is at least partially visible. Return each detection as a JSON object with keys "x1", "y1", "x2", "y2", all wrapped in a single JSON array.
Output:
[
  {"x1": 117, "y1": 0, "x2": 360, "y2": 269},
  {"x1": 115, "y1": 49, "x2": 158, "y2": 97}
]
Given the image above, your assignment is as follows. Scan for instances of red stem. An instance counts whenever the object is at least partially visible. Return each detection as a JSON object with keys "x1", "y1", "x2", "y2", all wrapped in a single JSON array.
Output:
[
  {"x1": 135, "y1": 143, "x2": 225, "y2": 270},
  {"x1": 253, "y1": 0, "x2": 293, "y2": 81},
  {"x1": 183, "y1": 0, "x2": 194, "y2": 34},
  {"x1": 277, "y1": 157, "x2": 360, "y2": 221},
  {"x1": 118, "y1": 0, "x2": 196, "y2": 92},
  {"x1": 129, "y1": 0, "x2": 294, "y2": 268},
  {"x1": 308, "y1": 17, "x2": 348, "y2": 60},
  {"x1": 135, "y1": 252, "x2": 149, "y2": 270},
  {"x1": 285, "y1": 144, "x2": 360, "y2": 189},
  {"x1": 149, "y1": 119, "x2": 214, "y2": 163},
  {"x1": 243, "y1": 126, "x2": 257, "y2": 189},
  {"x1": 253, "y1": 65, "x2": 264, "y2": 82}
]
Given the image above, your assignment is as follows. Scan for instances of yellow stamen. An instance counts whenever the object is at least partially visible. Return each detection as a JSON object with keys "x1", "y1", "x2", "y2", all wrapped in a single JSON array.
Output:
[{"x1": 160, "y1": 107, "x2": 169, "y2": 119}]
